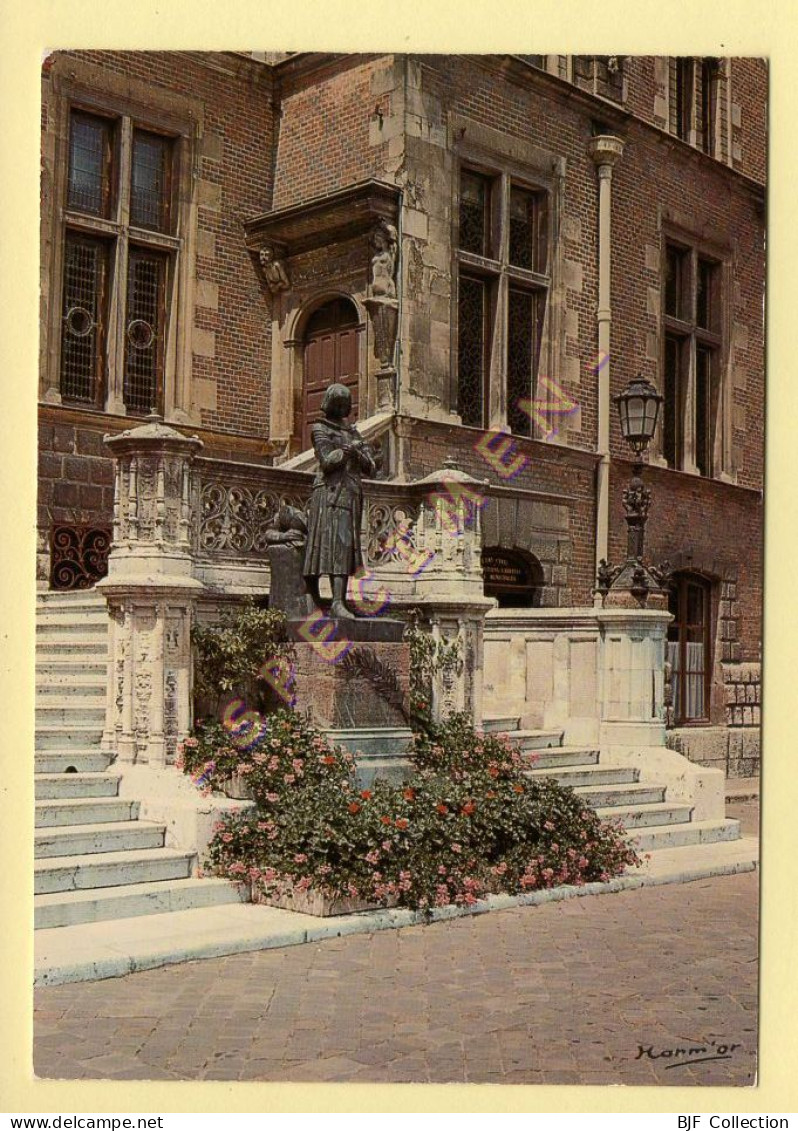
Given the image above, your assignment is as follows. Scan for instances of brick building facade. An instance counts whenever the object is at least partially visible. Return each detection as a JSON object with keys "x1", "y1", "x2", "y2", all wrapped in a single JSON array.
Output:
[{"x1": 38, "y1": 51, "x2": 766, "y2": 775}]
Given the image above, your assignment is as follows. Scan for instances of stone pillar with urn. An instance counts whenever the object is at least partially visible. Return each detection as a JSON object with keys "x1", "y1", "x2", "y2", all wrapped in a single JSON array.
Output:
[{"x1": 97, "y1": 417, "x2": 205, "y2": 766}]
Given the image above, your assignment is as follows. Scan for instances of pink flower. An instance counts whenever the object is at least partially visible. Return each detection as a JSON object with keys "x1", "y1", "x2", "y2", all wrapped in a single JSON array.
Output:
[
  {"x1": 451, "y1": 843, "x2": 462, "y2": 854},
  {"x1": 221, "y1": 833, "x2": 233, "y2": 843},
  {"x1": 293, "y1": 853, "x2": 308, "y2": 863},
  {"x1": 284, "y1": 774, "x2": 295, "y2": 784}
]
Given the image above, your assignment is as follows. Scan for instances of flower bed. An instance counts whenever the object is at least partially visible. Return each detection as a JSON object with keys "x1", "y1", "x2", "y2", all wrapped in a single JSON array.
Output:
[{"x1": 182, "y1": 710, "x2": 641, "y2": 914}]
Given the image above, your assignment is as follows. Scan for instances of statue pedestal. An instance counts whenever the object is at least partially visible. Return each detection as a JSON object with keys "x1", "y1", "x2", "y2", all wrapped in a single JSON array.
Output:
[
  {"x1": 291, "y1": 630, "x2": 409, "y2": 729},
  {"x1": 291, "y1": 626, "x2": 414, "y2": 786}
]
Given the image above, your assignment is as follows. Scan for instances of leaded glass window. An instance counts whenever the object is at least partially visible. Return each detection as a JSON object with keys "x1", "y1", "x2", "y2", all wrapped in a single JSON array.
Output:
[
  {"x1": 509, "y1": 187, "x2": 547, "y2": 273},
  {"x1": 59, "y1": 104, "x2": 181, "y2": 416},
  {"x1": 131, "y1": 130, "x2": 173, "y2": 232},
  {"x1": 60, "y1": 234, "x2": 108, "y2": 405},
  {"x1": 457, "y1": 275, "x2": 487, "y2": 427},
  {"x1": 507, "y1": 288, "x2": 543, "y2": 436},
  {"x1": 124, "y1": 249, "x2": 167, "y2": 415},
  {"x1": 459, "y1": 171, "x2": 490, "y2": 256},
  {"x1": 662, "y1": 242, "x2": 723, "y2": 476},
  {"x1": 67, "y1": 112, "x2": 114, "y2": 218}
]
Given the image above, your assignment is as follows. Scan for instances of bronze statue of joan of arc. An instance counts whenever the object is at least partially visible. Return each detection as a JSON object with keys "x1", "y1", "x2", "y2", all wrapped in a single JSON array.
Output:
[{"x1": 303, "y1": 383, "x2": 376, "y2": 618}]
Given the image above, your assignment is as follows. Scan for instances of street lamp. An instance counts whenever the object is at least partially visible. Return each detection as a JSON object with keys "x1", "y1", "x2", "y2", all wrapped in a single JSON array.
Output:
[
  {"x1": 596, "y1": 375, "x2": 670, "y2": 601},
  {"x1": 614, "y1": 374, "x2": 663, "y2": 456}
]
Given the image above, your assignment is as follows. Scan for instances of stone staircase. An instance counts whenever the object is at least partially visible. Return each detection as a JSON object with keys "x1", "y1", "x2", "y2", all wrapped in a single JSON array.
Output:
[
  {"x1": 35, "y1": 591, "x2": 246, "y2": 930},
  {"x1": 482, "y1": 714, "x2": 741, "y2": 853}
]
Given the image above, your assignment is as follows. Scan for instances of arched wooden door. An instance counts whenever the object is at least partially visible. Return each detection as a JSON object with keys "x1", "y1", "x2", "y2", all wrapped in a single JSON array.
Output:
[{"x1": 302, "y1": 298, "x2": 360, "y2": 449}]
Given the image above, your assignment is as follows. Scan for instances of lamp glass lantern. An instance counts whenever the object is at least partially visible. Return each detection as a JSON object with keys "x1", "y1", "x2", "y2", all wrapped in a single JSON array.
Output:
[{"x1": 614, "y1": 375, "x2": 664, "y2": 456}]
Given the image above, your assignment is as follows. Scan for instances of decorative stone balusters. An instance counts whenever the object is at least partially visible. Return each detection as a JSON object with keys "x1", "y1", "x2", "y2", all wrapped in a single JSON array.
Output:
[{"x1": 97, "y1": 416, "x2": 204, "y2": 765}]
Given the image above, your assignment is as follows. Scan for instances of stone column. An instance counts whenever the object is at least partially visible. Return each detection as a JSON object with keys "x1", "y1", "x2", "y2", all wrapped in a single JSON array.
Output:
[
  {"x1": 596, "y1": 606, "x2": 671, "y2": 749},
  {"x1": 97, "y1": 417, "x2": 204, "y2": 766},
  {"x1": 410, "y1": 466, "x2": 496, "y2": 725},
  {"x1": 587, "y1": 135, "x2": 625, "y2": 583}
]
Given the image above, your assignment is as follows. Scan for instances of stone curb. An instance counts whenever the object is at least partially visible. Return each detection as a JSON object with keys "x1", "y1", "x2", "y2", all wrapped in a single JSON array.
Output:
[{"x1": 34, "y1": 841, "x2": 759, "y2": 988}]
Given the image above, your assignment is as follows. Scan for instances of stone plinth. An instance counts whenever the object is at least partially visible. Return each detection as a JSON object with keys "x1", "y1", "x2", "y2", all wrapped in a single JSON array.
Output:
[
  {"x1": 98, "y1": 417, "x2": 205, "y2": 765},
  {"x1": 292, "y1": 637, "x2": 410, "y2": 730}
]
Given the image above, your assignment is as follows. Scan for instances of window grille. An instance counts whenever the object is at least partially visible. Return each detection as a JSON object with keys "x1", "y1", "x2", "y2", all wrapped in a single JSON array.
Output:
[
  {"x1": 60, "y1": 234, "x2": 107, "y2": 405},
  {"x1": 457, "y1": 275, "x2": 488, "y2": 427},
  {"x1": 124, "y1": 249, "x2": 167, "y2": 415},
  {"x1": 59, "y1": 107, "x2": 179, "y2": 415}
]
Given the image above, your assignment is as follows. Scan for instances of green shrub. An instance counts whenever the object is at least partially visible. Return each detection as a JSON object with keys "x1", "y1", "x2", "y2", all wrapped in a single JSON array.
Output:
[{"x1": 191, "y1": 602, "x2": 295, "y2": 721}]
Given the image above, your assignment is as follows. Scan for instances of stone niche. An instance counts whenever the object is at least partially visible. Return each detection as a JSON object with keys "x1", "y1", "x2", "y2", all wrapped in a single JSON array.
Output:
[{"x1": 244, "y1": 180, "x2": 402, "y2": 458}]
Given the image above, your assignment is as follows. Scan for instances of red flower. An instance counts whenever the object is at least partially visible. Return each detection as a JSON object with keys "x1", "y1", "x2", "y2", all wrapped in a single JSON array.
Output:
[
  {"x1": 461, "y1": 801, "x2": 476, "y2": 816},
  {"x1": 321, "y1": 755, "x2": 336, "y2": 765},
  {"x1": 403, "y1": 788, "x2": 415, "y2": 801},
  {"x1": 360, "y1": 789, "x2": 372, "y2": 800},
  {"x1": 487, "y1": 765, "x2": 499, "y2": 778},
  {"x1": 348, "y1": 802, "x2": 361, "y2": 814},
  {"x1": 512, "y1": 783, "x2": 524, "y2": 794},
  {"x1": 485, "y1": 790, "x2": 497, "y2": 799},
  {"x1": 395, "y1": 817, "x2": 409, "y2": 830},
  {"x1": 436, "y1": 804, "x2": 449, "y2": 815},
  {"x1": 380, "y1": 816, "x2": 393, "y2": 826}
]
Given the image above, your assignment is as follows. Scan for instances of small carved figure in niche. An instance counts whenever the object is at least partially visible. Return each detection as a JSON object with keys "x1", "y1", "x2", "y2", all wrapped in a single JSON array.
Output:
[
  {"x1": 303, "y1": 383, "x2": 376, "y2": 619},
  {"x1": 258, "y1": 245, "x2": 290, "y2": 294},
  {"x1": 369, "y1": 222, "x2": 398, "y2": 299}
]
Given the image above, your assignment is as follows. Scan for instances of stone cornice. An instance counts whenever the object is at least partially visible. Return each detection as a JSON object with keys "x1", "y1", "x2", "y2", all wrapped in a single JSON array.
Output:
[{"x1": 244, "y1": 179, "x2": 402, "y2": 257}]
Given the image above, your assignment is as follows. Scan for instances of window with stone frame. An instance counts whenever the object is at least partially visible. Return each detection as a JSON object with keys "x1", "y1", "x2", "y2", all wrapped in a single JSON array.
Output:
[
  {"x1": 58, "y1": 106, "x2": 179, "y2": 416},
  {"x1": 669, "y1": 58, "x2": 721, "y2": 155},
  {"x1": 662, "y1": 240, "x2": 724, "y2": 477},
  {"x1": 456, "y1": 168, "x2": 550, "y2": 433},
  {"x1": 572, "y1": 56, "x2": 625, "y2": 103}
]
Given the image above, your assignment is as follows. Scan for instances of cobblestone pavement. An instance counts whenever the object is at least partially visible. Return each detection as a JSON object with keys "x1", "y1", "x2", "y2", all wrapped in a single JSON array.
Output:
[{"x1": 34, "y1": 868, "x2": 759, "y2": 1087}]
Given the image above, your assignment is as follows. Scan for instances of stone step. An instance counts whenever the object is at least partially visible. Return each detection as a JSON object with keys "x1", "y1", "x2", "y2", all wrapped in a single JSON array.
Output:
[
  {"x1": 508, "y1": 729, "x2": 565, "y2": 750},
  {"x1": 326, "y1": 726, "x2": 413, "y2": 758},
  {"x1": 35, "y1": 751, "x2": 113, "y2": 774},
  {"x1": 34, "y1": 847, "x2": 195, "y2": 895},
  {"x1": 524, "y1": 765, "x2": 639, "y2": 788},
  {"x1": 573, "y1": 782, "x2": 668, "y2": 808},
  {"x1": 35, "y1": 661, "x2": 108, "y2": 680},
  {"x1": 37, "y1": 591, "x2": 106, "y2": 607},
  {"x1": 35, "y1": 798, "x2": 140, "y2": 827},
  {"x1": 33, "y1": 838, "x2": 759, "y2": 986},
  {"x1": 36, "y1": 679, "x2": 106, "y2": 698},
  {"x1": 35, "y1": 821, "x2": 165, "y2": 859},
  {"x1": 35, "y1": 725, "x2": 104, "y2": 751},
  {"x1": 35, "y1": 640, "x2": 108, "y2": 657},
  {"x1": 35, "y1": 772, "x2": 121, "y2": 800},
  {"x1": 523, "y1": 747, "x2": 600, "y2": 770},
  {"x1": 37, "y1": 619, "x2": 108, "y2": 636},
  {"x1": 35, "y1": 703, "x2": 106, "y2": 727},
  {"x1": 482, "y1": 715, "x2": 521, "y2": 734},
  {"x1": 594, "y1": 801, "x2": 694, "y2": 829},
  {"x1": 630, "y1": 819, "x2": 742, "y2": 853},
  {"x1": 34, "y1": 876, "x2": 247, "y2": 931}
]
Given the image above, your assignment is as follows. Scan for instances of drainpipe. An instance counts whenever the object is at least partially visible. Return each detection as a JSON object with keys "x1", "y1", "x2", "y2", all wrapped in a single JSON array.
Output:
[{"x1": 587, "y1": 135, "x2": 625, "y2": 583}]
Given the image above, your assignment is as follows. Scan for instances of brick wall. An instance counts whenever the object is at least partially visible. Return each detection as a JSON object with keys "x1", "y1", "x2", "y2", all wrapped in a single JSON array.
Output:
[
  {"x1": 272, "y1": 55, "x2": 400, "y2": 211},
  {"x1": 41, "y1": 50, "x2": 277, "y2": 439}
]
